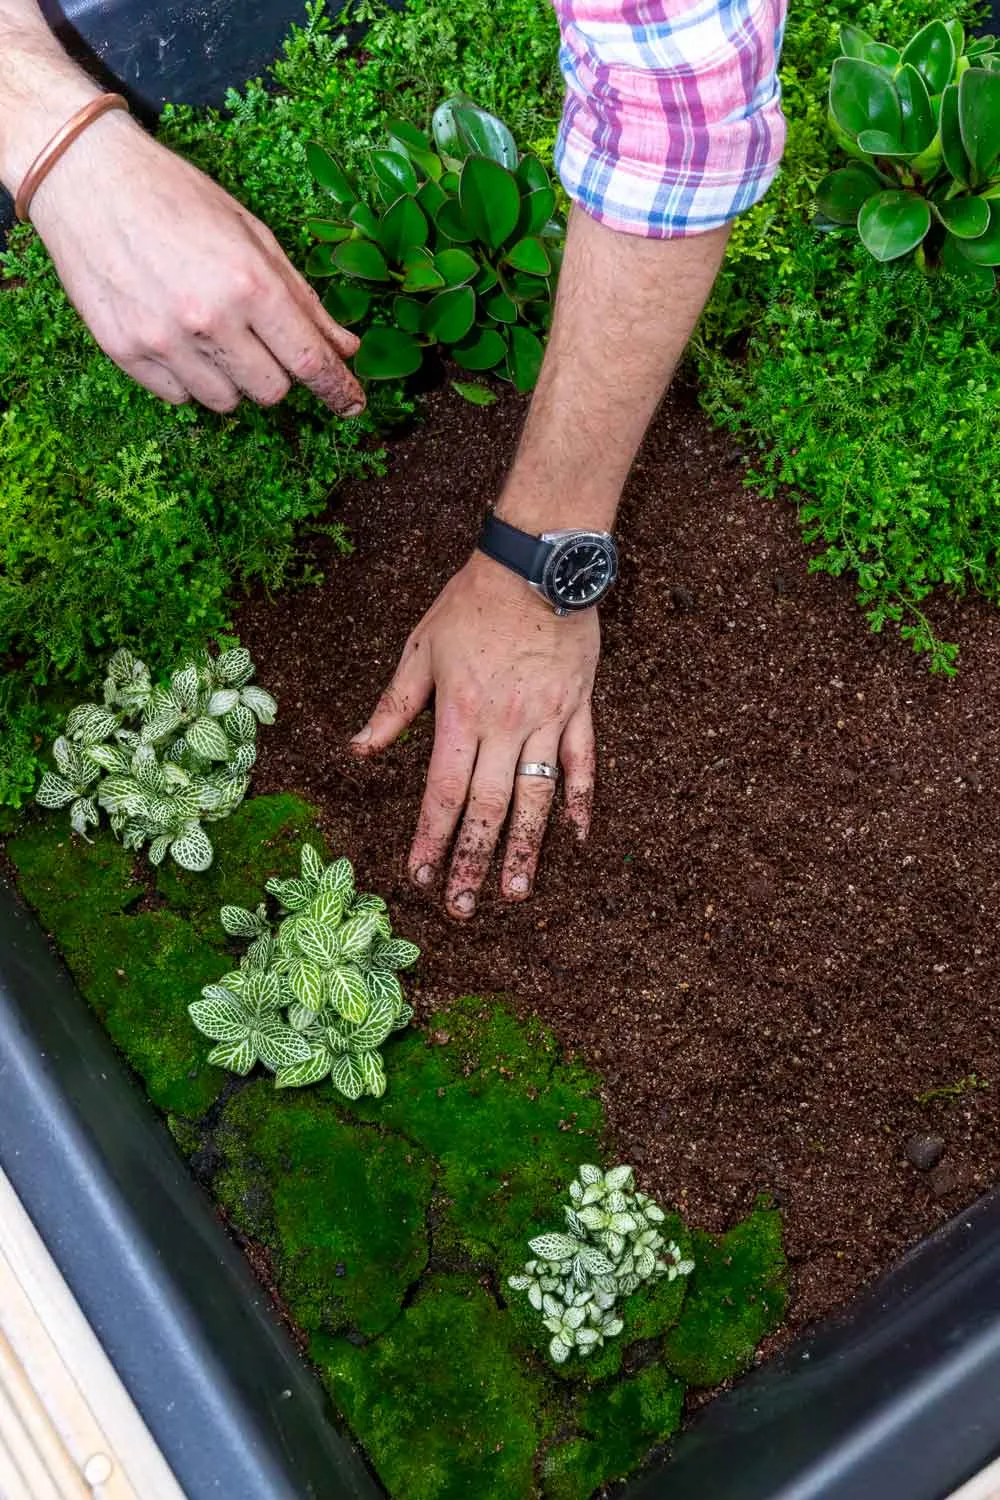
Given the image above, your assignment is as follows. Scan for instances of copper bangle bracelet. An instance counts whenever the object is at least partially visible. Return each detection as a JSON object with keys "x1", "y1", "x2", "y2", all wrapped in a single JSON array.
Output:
[{"x1": 14, "y1": 93, "x2": 130, "y2": 224}]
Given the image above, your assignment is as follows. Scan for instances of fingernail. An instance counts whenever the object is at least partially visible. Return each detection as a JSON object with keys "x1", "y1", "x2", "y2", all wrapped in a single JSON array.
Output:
[
  {"x1": 414, "y1": 865, "x2": 434, "y2": 887},
  {"x1": 344, "y1": 402, "x2": 365, "y2": 417},
  {"x1": 452, "y1": 890, "x2": 475, "y2": 916},
  {"x1": 509, "y1": 874, "x2": 529, "y2": 895},
  {"x1": 350, "y1": 725, "x2": 372, "y2": 745}
]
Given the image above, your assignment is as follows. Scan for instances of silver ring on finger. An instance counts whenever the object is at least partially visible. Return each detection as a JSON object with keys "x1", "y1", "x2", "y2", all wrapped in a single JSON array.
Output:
[{"x1": 517, "y1": 761, "x2": 559, "y2": 780}]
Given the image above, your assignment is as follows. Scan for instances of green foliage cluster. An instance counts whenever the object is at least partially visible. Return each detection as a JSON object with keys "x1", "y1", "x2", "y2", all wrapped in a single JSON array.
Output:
[
  {"x1": 694, "y1": 0, "x2": 999, "y2": 667},
  {"x1": 189, "y1": 841, "x2": 418, "y2": 1095},
  {"x1": 820, "y1": 21, "x2": 1000, "y2": 275},
  {"x1": 306, "y1": 98, "x2": 563, "y2": 387},
  {"x1": 35, "y1": 646, "x2": 275, "y2": 869},
  {"x1": 4, "y1": 791, "x2": 788, "y2": 1500},
  {"x1": 509, "y1": 1164, "x2": 695, "y2": 1364}
]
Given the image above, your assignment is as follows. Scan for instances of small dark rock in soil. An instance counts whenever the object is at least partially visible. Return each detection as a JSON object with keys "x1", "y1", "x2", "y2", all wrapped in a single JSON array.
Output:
[{"x1": 905, "y1": 1135, "x2": 946, "y2": 1172}]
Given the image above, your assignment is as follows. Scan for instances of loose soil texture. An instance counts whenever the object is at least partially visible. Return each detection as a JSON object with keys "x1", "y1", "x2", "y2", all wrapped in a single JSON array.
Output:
[{"x1": 237, "y1": 380, "x2": 1000, "y2": 1342}]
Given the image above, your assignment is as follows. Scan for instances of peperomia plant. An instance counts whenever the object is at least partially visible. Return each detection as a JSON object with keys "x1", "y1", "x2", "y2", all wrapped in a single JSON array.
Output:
[
  {"x1": 819, "y1": 20, "x2": 1000, "y2": 286},
  {"x1": 305, "y1": 97, "x2": 564, "y2": 392},
  {"x1": 36, "y1": 647, "x2": 275, "y2": 871},
  {"x1": 508, "y1": 1164, "x2": 694, "y2": 1365},
  {"x1": 189, "y1": 843, "x2": 418, "y2": 1099}
]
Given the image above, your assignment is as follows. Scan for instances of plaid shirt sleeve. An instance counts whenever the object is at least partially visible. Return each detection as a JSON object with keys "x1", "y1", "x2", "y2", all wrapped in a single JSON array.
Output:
[{"x1": 553, "y1": 0, "x2": 788, "y2": 238}]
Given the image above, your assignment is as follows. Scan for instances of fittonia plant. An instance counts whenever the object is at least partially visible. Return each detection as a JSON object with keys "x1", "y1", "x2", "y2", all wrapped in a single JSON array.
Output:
[
  {"x1": 509, "y1": 1164, "x2": 694, "y2": 1365},
  {"x1": 189, "y1": 843, "x2": 419, "y2": 1100},
  {"x1": 35, "y1": 646, "x2": 275, "y2": 871}
]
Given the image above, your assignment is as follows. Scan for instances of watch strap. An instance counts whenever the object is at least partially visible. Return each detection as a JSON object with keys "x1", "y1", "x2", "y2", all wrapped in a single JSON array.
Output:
[{"x1": 476, "y1": 512, "x2": 551, "y2": 585}]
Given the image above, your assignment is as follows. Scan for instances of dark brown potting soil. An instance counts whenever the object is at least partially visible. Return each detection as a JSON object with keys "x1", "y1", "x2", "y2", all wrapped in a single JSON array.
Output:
[{"x1": 237, "y1": 379, "x2": 1000, "y2": 1344}]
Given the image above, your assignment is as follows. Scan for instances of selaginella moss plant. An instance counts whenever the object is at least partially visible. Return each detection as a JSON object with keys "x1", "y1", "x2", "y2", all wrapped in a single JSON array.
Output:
[
  {"x1": 819, "y1": 19, "x2": 1000, "y2": 285},
  {"x1": 508, "y1": 1165, "x2": 694, "y2": 1365},
  {"x1": 189, "y1": 842, "x2": 419, "y2": 1098},
  {"x1": 305, "y1": 97, "x2": 564, "y2": 392},
  {"x1": 35, "y1": 646, "x2": 275, "y2": 871}
]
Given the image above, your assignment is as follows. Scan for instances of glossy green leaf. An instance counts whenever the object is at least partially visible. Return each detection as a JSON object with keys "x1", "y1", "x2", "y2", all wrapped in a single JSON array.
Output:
[
  {"x1": 901, "y1": 21, "x2": 956, "y2": 96},
  {"x1": 436, "y1": 198, "x2": 475, "y2": 243},
  {"x1": 941, "y1": 229, "x2": 997, "y2": 288},
  {"x1": 940, "y1": 84, "x2": 969, "y2": 185},
  {"x1": 306, "y1": 143, "x2": 354, "y2": 202},
  {"x1": 307, "y1": 219, "x2": 352, "y2": 242},
  {"x1": 896, "y1": 64, "x2": 936, "y2": 153},
  {"x1": 505, "y1": 236, "x2": 551, "y2": 275},
  {"x1": 432, "y1": 247, "x2": 479, "y2": 286},
  {"x1": 953, "y1": 201, "x2": 1000, "y2": 263},
  {"x1": 933, "y1": 194, "x2": 990, "y2": 238},
  {"x1": 432, "y1": 95, "x2": 518, "y2": 169},
  {"x1": 829, "y1": 57, "x2": 902, "y2": 141},
  {"x1": 517, "y1": 187, "x2": 557, "y2": 238},
  {"x1": 864, "y1": 42, "x2": 900, "y2": 68},
  {"x1": 475, "y1": 266, "x2": 499, "y2": 294},
  {"x1": 857, "y1": 190, "x2": 931, "y2": 260},
  {"x1": 305, "y1": 244, "x2": 337, "y2": 277},
  {"x1": 421, "y1": 285, "x2": 476, "y2": 343},
  {"x1": 459, "y1": 157, "x2": 521, "y2": 250},
  {"x1": 839, "y1": 25, "x2": 874, "y2": 59},
  {"x1": 401, "y1": 255, "x2": 446, "y2": 292},
  {"x1": 385, "y1": 118, "x2": 431, "y2": 152},
  {"x1": 416, "y1": 178, "x2": 448, "y2": 219},
  {"x1": 944, "y1": 20, "x2": 965, "y2": 58},
  {"x1": 349, "y1": 203, "x2": 382, "y2": 240},
  {"x1": 959, "y1": 68, "x2": 1000, "y2": 178},
  {"x1": 379, "y1": 195, "x2": 429, "y2": 262},
  {"x1": 856, "y1": 129, "x2": 912, "y2": 158},
  {"x1": 483, "y1": 288, "x2": 517, "y2": 323},
  {"x1": 392, "y1": 295, "x2": 424, "y2": 334},
  {"x1": 815, "y1": 164, "x2": 882, "y2": 223},
  {"x1": 332, "y1": 239, "x2": 391, "y2": 281},
  {"x1": 451, "y1": 380, "x2": 497, "y2": 405},
  {"x1": 322, "y1": 282, "x2": 372, "y2": 326},
  {"x1": 371, "y1": 149, "x2": 419, "y2": 198},
  {"x1": 452, "y1": 325, "x2": 508, "y2": 371},
  {"x1": 505, "y1": 325, "x2": 544, "y2": 392},
  {"x1": 516, "y1": 155, "x2": 551, "y2": 193},
  {"x1": 501, "y1": 270, "x2": 550, "y2": 304},
  {"x1": 355, "y1": 326, "x2": 424, "y2": 379}
]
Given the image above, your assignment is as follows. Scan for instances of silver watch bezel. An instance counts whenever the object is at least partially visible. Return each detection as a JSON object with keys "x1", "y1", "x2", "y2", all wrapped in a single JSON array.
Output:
[{"x1": 536, "y1": 529, "x2": 619, "y2": 615}]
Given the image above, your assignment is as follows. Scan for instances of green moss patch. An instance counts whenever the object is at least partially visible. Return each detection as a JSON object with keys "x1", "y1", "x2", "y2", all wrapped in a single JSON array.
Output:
[
  {"x1": 155, "y1": 792, "x2": 325, "y2": 934},
  {"x1": 216, "y1": 1081, "x2": 433, "y2": 1337},
  {"x1": 71, "y1": 910, "x2": 228, "y2": 1116},
  {"x1": 7, "y1": 818, "x2": 142, "y2": 936},
  {"x1": 345, "y1": 997, "x2": 604, "y2": 1260},
  {"x1": 664, "y1": 1204, "x2": 787, "y2": 1387},
  {"x1": 317, "y1": 1275, "x2": 549, "y2": 1500},
  {"x1": 542, "y1": 1363, "x2": 686, "y2": 1498}
]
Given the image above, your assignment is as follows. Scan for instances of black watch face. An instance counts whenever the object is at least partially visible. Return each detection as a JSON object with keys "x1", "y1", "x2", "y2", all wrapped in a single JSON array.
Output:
[{"x1": 545, "y1": 534, "x2": 619, "y2": 610}]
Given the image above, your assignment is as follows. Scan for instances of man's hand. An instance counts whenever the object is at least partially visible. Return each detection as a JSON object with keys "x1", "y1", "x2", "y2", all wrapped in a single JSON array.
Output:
[
  {"x1": 29, "y1": 115, "x2": 365, "y2": 414},
  {"x1": 350, "y1": 552, "x2": 598, "y2": 919},
  {"x1": 0, "y1": 0, "x2": 364, "y2": 414}
]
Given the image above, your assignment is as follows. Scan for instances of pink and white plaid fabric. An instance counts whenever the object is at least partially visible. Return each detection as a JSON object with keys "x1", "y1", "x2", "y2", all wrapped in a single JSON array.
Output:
[{"x1": 553, "y1": 0, "x2": 788, "y2": 237}]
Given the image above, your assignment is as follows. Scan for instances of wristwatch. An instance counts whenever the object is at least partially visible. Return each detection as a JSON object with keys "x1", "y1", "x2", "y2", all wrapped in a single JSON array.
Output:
[{"x1": 477, "y1": 513, "x2": 619, "y2": 616}]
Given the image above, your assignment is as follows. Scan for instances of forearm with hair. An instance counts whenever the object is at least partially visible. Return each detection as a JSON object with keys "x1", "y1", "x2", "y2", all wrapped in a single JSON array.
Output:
[
  {"x1": 497, "y1": 205, "x2": 730, "y2": 534},
  {"x1": 0, "y1": 0, "x2": 101, "y2": 190}
]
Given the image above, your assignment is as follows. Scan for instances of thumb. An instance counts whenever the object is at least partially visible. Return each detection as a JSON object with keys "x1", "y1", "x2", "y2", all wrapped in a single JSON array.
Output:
[{"x1": 350, "y1": 644, "x2": 433, "y2": 754}]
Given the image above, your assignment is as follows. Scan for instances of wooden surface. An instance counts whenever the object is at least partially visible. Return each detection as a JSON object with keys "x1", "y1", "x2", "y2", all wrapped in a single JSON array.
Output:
[{"x1": 0, "y1": 1170, "x2": 184, "y2": 1499}]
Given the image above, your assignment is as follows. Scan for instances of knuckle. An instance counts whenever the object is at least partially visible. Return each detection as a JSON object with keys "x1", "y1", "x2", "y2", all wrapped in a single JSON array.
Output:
[
  {"x1": 256, "y1": 372, "x2": 292, "y2": 407},
  {"x1": 228, "y1": 266, "x2": 261, "y2": 305},
  {"x1": 429, "y1": 775, "x2": 467, "y2": 814},
  {"x1": 289, "y1": 343, "x2": 334, "y2": 384},
  {"x1": 133, "y1": 323, "x2": 173, "y2": 361},
  {"x1": 176, "y1": 297, "x2": 216, "y2": 337},
  {"x1": 470, "y1": 786, "x2": 508, "y2": 825}
]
